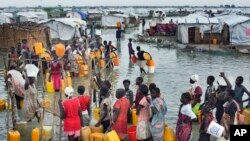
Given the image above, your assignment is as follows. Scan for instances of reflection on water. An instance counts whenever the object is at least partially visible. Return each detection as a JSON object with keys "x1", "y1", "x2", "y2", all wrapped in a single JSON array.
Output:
[{"x1": 1, "y1": 29, "x2": 250, "y2": 140}]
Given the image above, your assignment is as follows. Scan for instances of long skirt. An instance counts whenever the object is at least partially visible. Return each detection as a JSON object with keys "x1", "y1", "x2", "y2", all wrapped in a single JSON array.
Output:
[
  {"x1": 112, "y1": 120, "x2": 128, "y2": 140},
  {"x1": 52, "y1": 73, "x2": 61, "y2": 90},
  {"x1": 136, "y1": 121, "x2": 151, "y2": 140}
]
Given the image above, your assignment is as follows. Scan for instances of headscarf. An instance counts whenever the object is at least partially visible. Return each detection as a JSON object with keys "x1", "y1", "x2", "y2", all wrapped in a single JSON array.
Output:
[{"x1": 64, "y1": 87, "x2": 74, "y2": 98}]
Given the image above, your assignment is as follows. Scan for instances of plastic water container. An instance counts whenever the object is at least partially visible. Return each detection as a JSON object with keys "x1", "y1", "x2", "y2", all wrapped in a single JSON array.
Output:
[
  {"x1": 42, "y1": 126, "x2": 52, "y2": 141},
  {"x1": 127, "y1": 126, "x2": 137, "y2": 141},
  {"x1": 143, "y1": 53, "x2": 151, "y2": 60},
  {"x1": 46, "y1": 81, "x2": 54, "y2": 93},
  {"x1": 243, "y1": 108, "x2": 250, "y2": 125},
  {"x1": 7, "y1": 130, "x2": 20, "y2": 141},
  {"x1": 80, "y1": 126, "x2": 91, "y2": 141},
  {"x1": 90, "y1": 125, "x2": 103, "y2": 133},
  {"x1": 163, "y1": 125, "x2": 176, "y2": 141},
  {"x1": 31, "y1": 128, "x2": 39, "y2": 141},
  {"x1": 90, "y1": 133, "x2": 105, "y2": 141},
  {"x1": 34, "y1": 42, "x2": 43, "y2": 55},
  {"x1": 148, "y1": 66, "x2": 155, "y2": 74},
  {"x1": 131, "y1": 55, "x2": 137, "y2": 63},
  {"x1": 77, "y1": 55, "x2": 84, "y2": 64},
  {"x1": 42, "y1": 99, "x2": 51, "y2": 108},
  {"x1": 93, "y1": 108, "x2": 100, "y2": 121},
  {"x1": 61, "y1": 79, "x2": 65, "y2": 91},
  {"x1": 0, "y1": 99, "x2": 5, "y2": 110},
  {"x1": 132, "y1": 108, "x2": 138, "y2": 125},
  {"x1": 212, "y1": 39, "x2": 217, "y2": 45},
  {"x1": 107, "y1": 130, "x2": 120, "y2": 141},
  {"x1": 112, "y1": 57, "x2": 119, "y2": 66},
  {"x1": 55, "y1": 43, "x2": 65, "y2": 57},
  {"x1": 16, "y1": 121, "x2": 28, "y2": 137},
  {"x1": 99, "y1": 59, "x2": 105, "y2": 69},
  {"x1": 206, "y1": 120, "x2": 225, "y2": 138},
  {"x1": 95, "y1": 51, "x2": 101, "y2": 59}
]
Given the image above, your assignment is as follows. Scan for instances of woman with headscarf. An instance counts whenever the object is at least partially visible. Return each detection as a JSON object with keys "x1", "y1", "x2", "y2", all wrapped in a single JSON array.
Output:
[
  {"x1": 189, "y1": 74, "x2": 203, "y2": 115},
  {"x1": 58, "y1": 87, "x2": 83, "y2": 141}
]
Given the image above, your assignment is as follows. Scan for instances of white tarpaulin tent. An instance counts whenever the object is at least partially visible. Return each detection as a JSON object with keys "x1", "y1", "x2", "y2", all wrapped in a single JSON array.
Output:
[
  {"x1": 217, "y1": 15, "x2": 250, "y2": 45},
  {"x1": 17, "y1": 12, "x2": 39, "y2": 22},
  {"x1": 177, "y1": 14, "x2": 219, "y2": 43},
  {"x1": 0, "y1": 15, "x2": 11, "y2": 24},
  {"x1": 39, "y1": 18, "x2": 87, "y2": 41},
  {"x1": 101, "y1": 14, "x2": 129, "y2": 27}
]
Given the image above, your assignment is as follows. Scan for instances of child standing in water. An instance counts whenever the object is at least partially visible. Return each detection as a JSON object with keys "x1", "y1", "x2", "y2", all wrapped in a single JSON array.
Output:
[{"x1": 176, "y1": 92, "x2": 197, "y2": 141}]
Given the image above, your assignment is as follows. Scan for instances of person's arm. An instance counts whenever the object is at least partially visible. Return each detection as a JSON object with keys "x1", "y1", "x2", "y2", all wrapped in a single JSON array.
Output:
[
  {"x1": 112, "y1": 108, "x2": 120, "y2": 123},
  {"x1": 220, "y1": 72, "x2": 232, "y2": 89},
  {"x1": 95, "y1": 104, "x2": 108, "y2": 127},
  {"x1": 58, "y1": 100, "x2": 66, "y2": 119},
  {"x1": 78, "y1": 107, "x2": 84, "y2": 127},
  {"x1": 87, "y1": 99, "x2": 91, "y2": 117},
  {"x1": 243, "y1": 86, "x2": 250, "y2": 96},
  {"x1": 49, "y1": 66, "x2": 52, "y2": 82},
  {"x1": 136, "y1": 104, "x2": 143, "y2": 115},
  {"x1": 24, "y1": 72, "x2": 29, "y2": 90}
]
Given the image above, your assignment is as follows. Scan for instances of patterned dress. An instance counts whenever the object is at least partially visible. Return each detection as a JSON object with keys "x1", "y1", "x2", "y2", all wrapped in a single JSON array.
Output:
[
  {"x1": 23, "y1": 84, "x2": 41, "y2": 120},
  {"x1": 176, "y1": 105, "x2": 192, "y2": 141}
]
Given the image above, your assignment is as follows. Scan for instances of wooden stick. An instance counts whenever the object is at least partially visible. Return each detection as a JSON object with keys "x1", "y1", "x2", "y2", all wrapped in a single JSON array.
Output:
[{"x1": 38, "y1": 58, "x2": 46, "y2": 141}]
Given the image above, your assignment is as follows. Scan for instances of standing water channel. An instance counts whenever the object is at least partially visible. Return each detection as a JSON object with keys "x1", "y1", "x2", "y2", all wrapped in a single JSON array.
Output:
[{"x1": 1, "y1": 28, "x2": 250, "y2": 140}]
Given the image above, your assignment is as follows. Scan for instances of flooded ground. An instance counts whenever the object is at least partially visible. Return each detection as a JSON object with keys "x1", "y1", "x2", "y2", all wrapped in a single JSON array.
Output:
[{"x1": 1, "y1": 27, "x2": 250, "y2": 140}]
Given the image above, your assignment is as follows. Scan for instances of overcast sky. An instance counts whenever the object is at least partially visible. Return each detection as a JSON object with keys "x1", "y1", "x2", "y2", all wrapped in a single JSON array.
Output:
[{"x1": 0, "y1": 0, "x2": 248, "y2": 7}]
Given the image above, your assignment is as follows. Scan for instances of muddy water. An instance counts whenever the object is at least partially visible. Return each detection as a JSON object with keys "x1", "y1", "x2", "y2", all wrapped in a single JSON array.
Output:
[{"x1": 1, "y1": 28, "x2": 250, "y2": 140}]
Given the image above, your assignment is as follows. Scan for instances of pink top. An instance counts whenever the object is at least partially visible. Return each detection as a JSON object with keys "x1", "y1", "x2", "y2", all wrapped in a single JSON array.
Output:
[
  {"x1": 113, "y1": 97, "x2": 130, "y2": 122},
  {"x1": 138, "y1": 96, "x2": 150, "y2": 122},
  {"x1": 63, "y1": 98, "x2": 81, "y2": 131},
  {"x1": 51, "y1": 61, "x2": 61, "y2": 75}
]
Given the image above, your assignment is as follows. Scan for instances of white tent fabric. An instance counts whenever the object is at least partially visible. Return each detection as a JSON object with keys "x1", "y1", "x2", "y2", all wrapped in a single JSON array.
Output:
[
  {"x1": 17, "y1": 12, "x2": 39, "y2": 22},
  {"x1": 39, "y1": 18, "x2": 86, "y2": 41},
  {"x1": 217, "y1": 15, "x2": 250, "y2": 45},
  {"x1": 0, "y1": 15, "x2": 11, "y2": 24},
  {"x1": 101, "y1": 15, "x2": 128, "y2": 27}
]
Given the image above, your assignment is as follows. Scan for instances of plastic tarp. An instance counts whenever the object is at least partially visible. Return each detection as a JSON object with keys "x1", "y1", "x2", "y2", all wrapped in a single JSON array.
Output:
[
  {"x1": 72, "y1": 10, "x2": 88, "y2": 21},
  {"x1": 0, "y1": 15, "x2": 11, "y2": 24},
  {"x1": 39, "y1": 18, "x2": 87, "y2": 41},
  {"x1": 156, "y1": 23, "x2": 177, "y2": 36},
  {"x1": 101, "y1": 15, "x2": 128, "y2": 27},
  {"x1": 17, "y1": 12, "x2": 39, "y2": 22}
]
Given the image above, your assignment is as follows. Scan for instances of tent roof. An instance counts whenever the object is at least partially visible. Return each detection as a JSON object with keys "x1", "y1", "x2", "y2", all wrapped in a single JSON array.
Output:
[
  {"x1": 0, "y1": 12, "x2": 13, "y2": 18},
  {"x1": 217, "y1": 15, "x2": 250, "y2": 27},
  {"x1": 177, "y1": 14, "x2": 219, "y2": 24},
  {"x1": 112, "y1": 13, "x2": 129, "y2": 18},
  {"x1": 39, "y1": 18, "x2": 86, "y2": 27},
  {"x1": 72, "y1": 10, "x2": 88, "y2": 20},
  {"x1": 17, "y1": 12, "x2": 39, "y2": 18}
]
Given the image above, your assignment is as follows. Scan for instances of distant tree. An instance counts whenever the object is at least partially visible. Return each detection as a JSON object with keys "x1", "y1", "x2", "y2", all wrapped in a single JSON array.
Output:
[
  {"x1": 231, "y1": 4, "x2": 236, "y2": 8},
  {"x1": 204, "y1": 5, "x2": 207, "y2": 8},
  {"x1": 220, "y1": 5, "x2": 224, "y2": 8},
  {"x1": 225, "y1": 4, "x2": 231, "y2": 8}
]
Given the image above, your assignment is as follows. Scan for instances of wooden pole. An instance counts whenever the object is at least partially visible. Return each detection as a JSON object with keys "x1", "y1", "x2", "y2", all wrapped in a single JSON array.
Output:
[
  {"x1": 38, "y1": 58, "x2": 46, "y2": 141},
  {"x1": 9, "y1": 86, "x2": 16, "y2": 130}
]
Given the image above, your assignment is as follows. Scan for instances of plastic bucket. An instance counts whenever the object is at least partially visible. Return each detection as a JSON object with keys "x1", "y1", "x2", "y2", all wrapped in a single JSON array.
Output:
[
  {"x1": 127, "y1": 126, "x2": 137, "y2": 141},
  {"x1": 212, "y1": 39, "x2": 217, "y2": 45},
  {"x1": 206, "y1": 120, "x2": 225, "y2": 138}
]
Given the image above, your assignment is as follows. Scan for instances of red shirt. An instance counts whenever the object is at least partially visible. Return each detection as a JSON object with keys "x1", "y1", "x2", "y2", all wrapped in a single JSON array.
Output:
[
  {"x1": 62, "y1": 98, "x2": 81, "y2": 131},
  {"x1": 78, "y1": 95, "x2": 90, "y2": 111},
  {"x1": 113, "y1": 97, "x2": 130, "y2": 122},
  {"x1": 51, "y1": 61, "x2": 61, "y2": 75}
]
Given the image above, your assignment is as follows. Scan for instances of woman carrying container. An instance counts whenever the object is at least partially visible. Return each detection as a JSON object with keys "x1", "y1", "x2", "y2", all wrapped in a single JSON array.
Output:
[
  {"x1": 58, "y1": 87, "x2": 83, "y2": 141},
  {"x1": 112, "y1": 88, "x2": 130, "y2": 140},
  {"x1": 49, "y1": 55, "x2": 63, "y2": 92}
]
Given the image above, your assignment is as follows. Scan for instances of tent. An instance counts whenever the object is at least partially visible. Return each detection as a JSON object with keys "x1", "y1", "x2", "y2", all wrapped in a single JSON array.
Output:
[
  {"x1": 101, "y1": 14, "x2": 129, "y2": 28},
  {"x1": 66, "y1": 10, "x2": 88, "y2": 21},
  {"x1": 39, "y1": 18, "x2": 87, "y2": 41},
  {"x1": 0, "y1": 15, "x2": 12, "y2": 24},
  {"x1": 217, "y1": 15, "x2": 250, "y2": 45},
  {"x1": 177, "y1": 14, "x2": 220, "y2": 44},
  {"x1": 16, "y1": 12, "x2": 39, "y2": 22}
]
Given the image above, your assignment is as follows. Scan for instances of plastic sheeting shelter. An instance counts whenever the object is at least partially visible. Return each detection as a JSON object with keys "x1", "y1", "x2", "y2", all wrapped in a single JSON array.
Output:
[
  {"x1": 101, "y1": 14, "x2": 129, "y2": 28},
  {"x1": 177, "y1": 14, "x2": 220, "y2": 44},
  {"x1": 217, "y1": 15, "x2": 250, "y2": 45},
  {"x1": 66, "y1": 10, "x2": 88, "y2": 21},
  {"x1": 0, "y1": 15, "x2": 12, "y2": 24},
  {"x1": 39, "y1": 18, "x2": 87, "y2": 41}
]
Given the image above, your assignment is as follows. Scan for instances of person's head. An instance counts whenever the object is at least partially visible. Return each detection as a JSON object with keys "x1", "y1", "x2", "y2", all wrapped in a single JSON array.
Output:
[
  {"x1": 10, "y1": 46, "x2": 15, "y2": 53},
  {"x1": 28, "y1": 77, "x2": 35, "y2": 84},
  {"x1": 22, "y1": 39, "x2": 27, "y2": 44},
  {"x1": 149, "y1": 83, "x2": 157, "y2": 93},
  {"x1": 190, "y1": 74, "x2": 199, "y2": 84},
  {"x1": 116, "y1": 88, "x2": 126, "y2": 99},
  {"x1": 77, "y1": 85, "x2": 85, "y2": 95},
  {"x1": 100, "y1": 87, "x2": 109, "y2": 97},
  {"x1": 123, "y1": 79, "x2": 131, "y2": 90},
  {"x1": 140, "y1": 84, "x2": 149, "y2": 96},
  {"x1": 102, "y1": 80, "x2": 111, "y2": 90},
  {"x1": 201, "y1": 104, "x2": 211, "y2": 115},
  {"x1": 108, "y1": 41, "x2": 112, "y2": 45},
  {"x1": 224, "y1": 89, "x2": 235, "y2": 101},
  {"x1": 103, "y1": 40, "x2": 107, "y2": 45},
  {"x1": 64, "y1": 87, "x2": 74, "y2": 99},
  {"x1": 236, "y1": 76, "x2": 243, "y2": 86},
  {"x1": 9, "y1": 65, "x2": 16, "y2": 70},
  {"x1": 129, "y1": 38, "x2": 132, "y2": 42},
  {"x1": 136, "y1": 77, "x2": 143, "y2": 85},
  {"x1": 92, "y1": 22, "x2": 95, "y2": 25},
  {"x1": 207, "y1": 75, "x2": 215, "y2": 85},
  {"x1": 151, "y1": 87, "x2": 160, "y2": 99},
  {"x1": 180, "y1": 92, "x2": 192, "y2": 105},
  {"x1": 136, "y1": 46, "x2": 141, "y2": 51}
]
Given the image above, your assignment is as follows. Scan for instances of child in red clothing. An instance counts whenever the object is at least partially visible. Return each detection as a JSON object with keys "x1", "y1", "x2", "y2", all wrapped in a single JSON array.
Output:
[{"x1": 77, "y1": 85, "x2": 91, "y2": 126}]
